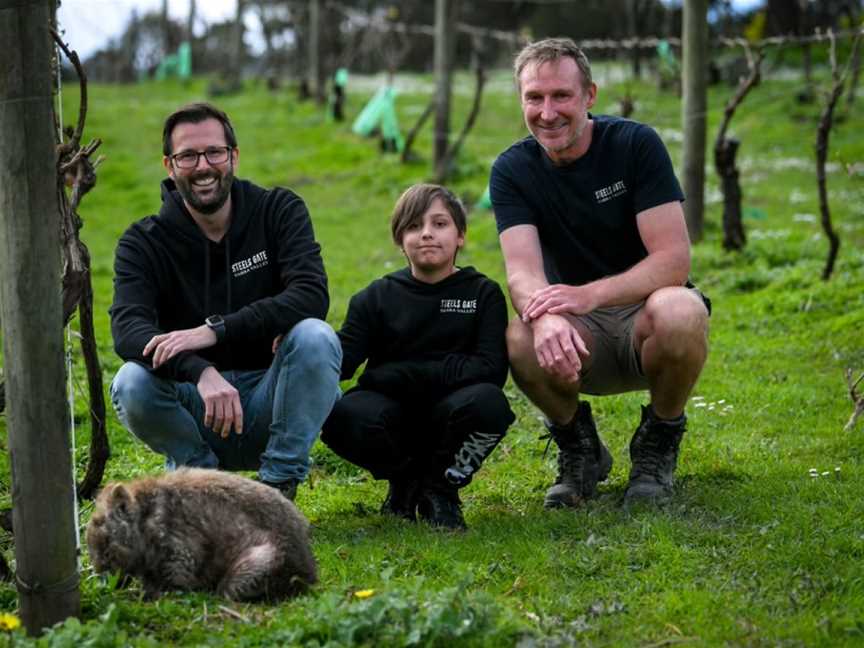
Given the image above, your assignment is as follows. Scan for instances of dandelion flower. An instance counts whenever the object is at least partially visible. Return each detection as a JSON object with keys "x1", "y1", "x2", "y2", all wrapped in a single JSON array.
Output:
[{"x1": 0, "y1": 613, "x2": 21, "y2": 631}]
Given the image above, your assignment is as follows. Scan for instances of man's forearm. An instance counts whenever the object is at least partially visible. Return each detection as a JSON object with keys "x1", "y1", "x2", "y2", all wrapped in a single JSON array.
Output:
[
  {"x1": 222, "y1": 278, "x2": 329, "y2": 342},
  {"x1": 581, "y1": 247, "x2": 690, "y2": 309}
]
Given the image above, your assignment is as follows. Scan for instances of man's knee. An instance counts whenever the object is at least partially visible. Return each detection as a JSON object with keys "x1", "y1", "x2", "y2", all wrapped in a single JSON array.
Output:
[
  {"x1": 111, "y1": 362, "x2": 166, "y2": 421},
  {"x1": 279, "y1": 318, "x2": 342, "y2": 368},
  {"x1": 640, "y1": 288, "x2": 709, "y2": 357}
]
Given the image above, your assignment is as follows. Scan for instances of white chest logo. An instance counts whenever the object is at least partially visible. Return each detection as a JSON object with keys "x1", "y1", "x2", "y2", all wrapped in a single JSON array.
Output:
[
  {"x1": 440, "y1": 298, "x2": 477, "y2": 314},
  {"x1": 594, "y1": 180, "x2": 627, "y2": 204},
  {"x1": 231, "y1": 250, "x2": 269, "y2": 277}
]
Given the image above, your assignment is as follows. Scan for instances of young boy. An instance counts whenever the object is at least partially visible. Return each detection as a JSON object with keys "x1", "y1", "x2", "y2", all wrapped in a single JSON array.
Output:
[{"x1": 321, "y1": 184, "x2": 514, "y2": 530}]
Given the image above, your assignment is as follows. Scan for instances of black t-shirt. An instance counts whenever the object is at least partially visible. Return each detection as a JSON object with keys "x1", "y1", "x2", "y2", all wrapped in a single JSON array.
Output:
[{"x1": 490, "y1": 114, "x2": 684, "y2": 286}]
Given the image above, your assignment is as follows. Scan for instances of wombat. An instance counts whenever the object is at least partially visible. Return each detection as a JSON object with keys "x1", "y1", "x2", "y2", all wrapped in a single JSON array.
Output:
[{"x1": 86, "y1": 468, "x2": 317, "y2": 601}]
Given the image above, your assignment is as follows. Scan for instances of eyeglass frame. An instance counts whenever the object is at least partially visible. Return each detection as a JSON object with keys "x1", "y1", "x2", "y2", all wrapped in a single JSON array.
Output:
[{"x1": 168, "y1": 146, "x2": 234, "y2": 169}]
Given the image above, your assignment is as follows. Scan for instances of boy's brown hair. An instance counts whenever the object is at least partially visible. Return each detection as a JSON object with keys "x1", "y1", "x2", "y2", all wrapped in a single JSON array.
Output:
[{"x1": 390, "y1": 184, "x2": 467, "y2": 246}]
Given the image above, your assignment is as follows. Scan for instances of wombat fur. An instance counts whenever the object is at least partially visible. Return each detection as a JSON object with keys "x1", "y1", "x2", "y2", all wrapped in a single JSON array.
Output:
[{"x1": 86, "y1": 468, "x2": 317, "y2": 601}]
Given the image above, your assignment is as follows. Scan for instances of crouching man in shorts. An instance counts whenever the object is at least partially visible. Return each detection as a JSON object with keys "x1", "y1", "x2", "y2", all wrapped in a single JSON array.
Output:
[{"x1": 490, "y1": 38, "x2": 711, "y2": 507}]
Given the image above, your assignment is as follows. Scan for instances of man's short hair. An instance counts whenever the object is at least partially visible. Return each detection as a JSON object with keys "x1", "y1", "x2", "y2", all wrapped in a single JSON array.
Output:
[
  {"x1": 162, "y1": 102, "x2": 238, "y2": 156},
  {"x1": 391, "y1": 184, "x2": 467, "y2": 246},
  {"x1": 513, "y1": 37, "x2": 593, "y2": 91}
]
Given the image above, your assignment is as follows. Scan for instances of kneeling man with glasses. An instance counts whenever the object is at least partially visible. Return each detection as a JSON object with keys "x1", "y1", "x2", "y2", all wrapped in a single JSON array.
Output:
[{"x1": 109, "y1": 102, "x2": 341, "y2": 501}]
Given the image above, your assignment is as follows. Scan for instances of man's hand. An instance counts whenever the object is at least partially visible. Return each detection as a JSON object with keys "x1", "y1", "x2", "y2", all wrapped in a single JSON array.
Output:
[
  {"x1": 143, "y1": 325, "x2": 217, "y2": 369},
  {"x1": 530, "y1": 313, "x2": 590, "y2": 384},
  {"x1": 523, "y1": 284, "x2": 598, "y2": 322},
  {"x1": 196, "y1": 367, "x2": 243, "y2": 438}
]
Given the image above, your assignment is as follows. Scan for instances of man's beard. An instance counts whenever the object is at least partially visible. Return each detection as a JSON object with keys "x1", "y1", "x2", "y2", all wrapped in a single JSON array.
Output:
[{"x1": 175, "y1": 164, "x2": 234, "y2": 215}]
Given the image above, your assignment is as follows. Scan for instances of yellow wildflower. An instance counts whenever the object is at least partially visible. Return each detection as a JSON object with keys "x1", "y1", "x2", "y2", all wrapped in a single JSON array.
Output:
[
  {"x1": 353, "y1": 589, "x2": 375, "y2": 599},
  {"x1": 0, "y1": 613, "x2": 21, "y2": 631}
]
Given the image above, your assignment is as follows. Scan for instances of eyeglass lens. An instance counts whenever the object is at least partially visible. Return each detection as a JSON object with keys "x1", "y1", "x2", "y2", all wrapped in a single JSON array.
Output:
[{"x1": 174, "y1": 147, "x2": 230, "y2": 168}]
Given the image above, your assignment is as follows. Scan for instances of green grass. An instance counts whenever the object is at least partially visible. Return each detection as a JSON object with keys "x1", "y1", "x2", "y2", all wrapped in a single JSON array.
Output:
[{"x1": 1, "y1": 65, "x2": 863, "y2": 646}]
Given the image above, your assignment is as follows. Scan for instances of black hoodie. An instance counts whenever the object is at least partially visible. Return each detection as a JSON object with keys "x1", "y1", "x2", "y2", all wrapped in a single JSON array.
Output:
[
  {"x1": 338, "y1": 266, "x2": 509, "y2": 401},
  {"x1": 110, "y1": 177, "x2": 329, "y2": 382}
]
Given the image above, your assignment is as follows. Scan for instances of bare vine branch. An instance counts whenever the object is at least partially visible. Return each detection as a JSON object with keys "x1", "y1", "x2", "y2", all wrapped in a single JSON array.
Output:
[
  {"x1": 49, "y1": 28, "x2": 87, "y2": 151},
  {"x1": 714, "y1": 39, "x2": 764, "y2": 251},
  {"x1": 716, "y1": 39, "x2": 764, "y2": 149},
  {"x1": 49, "y1": 30, "x2": 110, "y2": 500},
  {"x1": 435, "y1": 63, "x2": 486, "y2": 184},
  {"x1": 401, "y1": 98, "x2": 434, "y2": 163},
  {"x1": 816, "y1": 29, "x2": 863, "y2": 280}
]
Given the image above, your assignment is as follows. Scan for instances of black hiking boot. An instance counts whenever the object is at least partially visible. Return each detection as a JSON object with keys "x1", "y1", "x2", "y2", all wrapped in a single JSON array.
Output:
[
  {"x1": 380, "y1": 479, "x2": 421, "y2": 521},
  {"x1": 623, "y1": 405, "x2": 686, "y2": 505},
  {"x1": 417, "y1": 482, "x2": 467, "y2": 531},
  {"x1": 542, "y1": 402, "x2": 613, "y2": 509},
  {"x1": 258, "y1": 477, "x2": 299, "y2": 501}
]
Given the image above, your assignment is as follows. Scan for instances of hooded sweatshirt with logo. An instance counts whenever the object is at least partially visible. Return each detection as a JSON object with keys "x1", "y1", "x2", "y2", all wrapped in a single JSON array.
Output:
[
  {"x1": 110, "y1": 177, "x2": 328, "y2": 383},
  {"x1": 338, "y1": 266, "x2": 508, "y2": 401}
]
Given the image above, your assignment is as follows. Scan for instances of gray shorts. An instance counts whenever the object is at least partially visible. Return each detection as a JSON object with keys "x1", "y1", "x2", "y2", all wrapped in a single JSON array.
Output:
[
  {"x1": 577, "y1": 302, "x2": 648, "y2": 396},
  {"x1": 576, "y1": 287, "x2": 710, "y2": 396}
]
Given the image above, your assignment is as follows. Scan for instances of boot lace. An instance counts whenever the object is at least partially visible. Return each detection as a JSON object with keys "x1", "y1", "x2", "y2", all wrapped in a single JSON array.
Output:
[
  {"x1": 540, "y1": 425, "x2": 598, "y2": 486},
  {"x1": 631, "y1": 425, "x2": 682, "y2": 484}
]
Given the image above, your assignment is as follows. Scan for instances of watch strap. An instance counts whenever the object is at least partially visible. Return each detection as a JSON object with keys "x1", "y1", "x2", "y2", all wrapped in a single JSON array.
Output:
[{"x1": 205, "y1": 315, "x2": 226, "y2": 342}]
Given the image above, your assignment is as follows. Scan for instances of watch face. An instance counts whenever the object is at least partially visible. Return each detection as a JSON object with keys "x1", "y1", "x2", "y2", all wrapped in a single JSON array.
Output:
[{"x1": 207, "y1": 315, "x2": 224, "y2": 327}]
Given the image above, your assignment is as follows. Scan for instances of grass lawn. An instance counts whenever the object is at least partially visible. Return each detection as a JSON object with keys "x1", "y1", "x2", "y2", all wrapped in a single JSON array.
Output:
[{"x1": 1, "y1": 58, "x2": 863, "y2": 646}]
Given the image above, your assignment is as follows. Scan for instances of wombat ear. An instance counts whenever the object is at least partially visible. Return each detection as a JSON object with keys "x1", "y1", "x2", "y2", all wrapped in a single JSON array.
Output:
[{"x1": 109, "y1": 484, "x2": 132, "y2": 515}]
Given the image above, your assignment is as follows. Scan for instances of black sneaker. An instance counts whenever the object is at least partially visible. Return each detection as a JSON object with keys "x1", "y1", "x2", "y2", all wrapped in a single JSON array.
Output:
[
  {"x1": 380, "y1": 479, "x2": 421, "y2": 521},
  {"x1": 258, "y1": 477, "x2": 299, "y2": 501},
  {"x1": 542, "y1": 402, "x2": 613, "y2": 509},
  {"x1": 623, "y1": 405, "x2": 686, "y2": 504},
  {"x1": 417, "y1": 484, "x2": 467, "y2": 531}
]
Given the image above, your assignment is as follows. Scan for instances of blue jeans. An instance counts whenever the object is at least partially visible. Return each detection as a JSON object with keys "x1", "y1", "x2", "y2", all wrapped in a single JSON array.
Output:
[{"x1": 110, "y1": 318, "x2": 342, "y2": 483}]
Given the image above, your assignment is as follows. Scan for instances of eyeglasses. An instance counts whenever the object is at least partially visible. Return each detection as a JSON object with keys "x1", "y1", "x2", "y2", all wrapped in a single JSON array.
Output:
[{"x1": 170, "y1": 146, "x2": 232, "y2": 169}]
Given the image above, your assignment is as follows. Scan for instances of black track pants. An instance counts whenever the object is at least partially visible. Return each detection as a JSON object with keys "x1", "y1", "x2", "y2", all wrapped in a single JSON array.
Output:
[{"x1": 321, "y1": 382, "x2": 514, "y2": 483}]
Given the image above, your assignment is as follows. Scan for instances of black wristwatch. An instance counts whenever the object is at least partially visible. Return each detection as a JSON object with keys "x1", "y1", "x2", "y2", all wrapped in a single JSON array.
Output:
[{"x1": 205, "y1": 315, "x2": 226, "y2": 342}]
